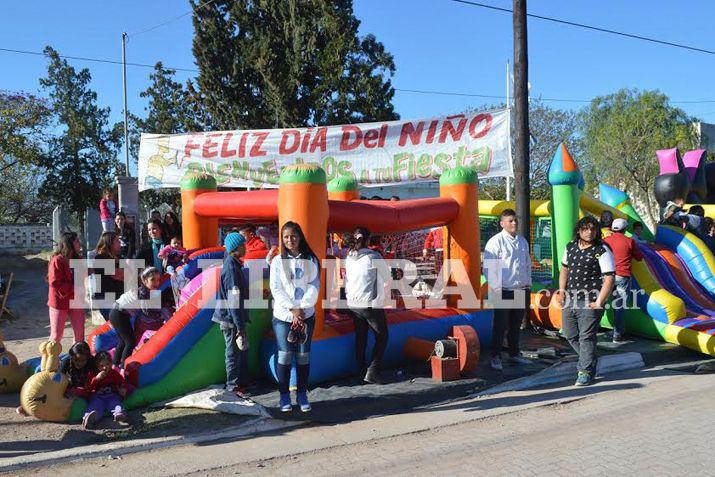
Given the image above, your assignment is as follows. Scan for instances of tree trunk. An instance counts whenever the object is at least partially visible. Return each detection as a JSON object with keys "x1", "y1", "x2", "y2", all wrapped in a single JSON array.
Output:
[{"x1": 76, "y1": 209, "x2": 86, "y2": 256}]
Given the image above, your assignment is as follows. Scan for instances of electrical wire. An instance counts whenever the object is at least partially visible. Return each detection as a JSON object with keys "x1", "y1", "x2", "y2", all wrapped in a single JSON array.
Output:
[
  {"x1": 0, "y1": 47, "x2": 198, "y2": 73},
  {"x1": 450, "y1": 0, "x2": 715, "y2": 55},
  {"x1": 127, "y1": 0, "x2": 219, "y2": 37},
  {"x1": 2, "y1": 46, "x2": 713, "y2": 105}
]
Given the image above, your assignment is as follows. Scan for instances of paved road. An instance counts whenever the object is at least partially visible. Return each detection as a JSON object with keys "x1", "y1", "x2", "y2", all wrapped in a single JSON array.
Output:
[
  {"x1": 212, "y1": 370, "x2": 715, "y2": 476},
  {"x1": 20, "y1": 369, "x2": 715, "y2": 476}
]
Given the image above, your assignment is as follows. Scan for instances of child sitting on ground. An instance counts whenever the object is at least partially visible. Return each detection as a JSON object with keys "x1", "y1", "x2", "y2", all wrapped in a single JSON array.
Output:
[
  {"x1": 83, "y1": 351, "x2": 129, "y2": 428},
  {"x1": 158, "y1": 236, "x2": 188, "y2": 273},
  {"x1": 61, "y1": 341, "x2": 96, "y2": 400}
]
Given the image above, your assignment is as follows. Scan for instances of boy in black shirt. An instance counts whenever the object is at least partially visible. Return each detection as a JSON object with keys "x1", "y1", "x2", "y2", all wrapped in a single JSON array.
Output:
[{"x1": 557, "y1": 216, "x2": 615, "y2": 386}]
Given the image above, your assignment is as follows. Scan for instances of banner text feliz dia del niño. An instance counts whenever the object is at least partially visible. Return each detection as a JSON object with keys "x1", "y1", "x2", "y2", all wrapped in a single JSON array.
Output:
[{"x1": 138, "y1": 110, "x2": 512, "y2": 189}]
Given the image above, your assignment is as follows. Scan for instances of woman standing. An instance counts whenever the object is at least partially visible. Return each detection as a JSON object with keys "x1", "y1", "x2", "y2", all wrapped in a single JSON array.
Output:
[
  {"x1": 91, "y1": 232, "x2": 125, "y2": 321},
  {"x1": 345, "y1": 227, "x2": 390, "y2": 384},
  {"x1": 114, "y1": 212, "x2": 136, "y2": 259},
  {"x1": 136, "y1": 220, "x2": 167, "y2": 273},
  {"x1": 269, "y1": 221, "x2": 320, "y2": 413},
  {"x1": 163, "y1": 211, "x2": 181, "y2": 240},
  {"x1": 48, "y1": 232, "x2": 86, "y2": 343}
]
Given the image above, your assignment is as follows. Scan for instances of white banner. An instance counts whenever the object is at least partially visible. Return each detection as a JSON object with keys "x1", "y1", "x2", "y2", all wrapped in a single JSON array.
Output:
[{"x1": 138, "y1": 108, "x2": 512, "y2": 191}]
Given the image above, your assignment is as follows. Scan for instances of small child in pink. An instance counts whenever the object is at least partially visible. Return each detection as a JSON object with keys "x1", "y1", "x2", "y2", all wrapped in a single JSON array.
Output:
[
  {"x1": 99, "y1": 189, "x2": 117, "y2": 232},
  {"x1": 159, "y1": 236, "x2": 188, "y2": 272}
]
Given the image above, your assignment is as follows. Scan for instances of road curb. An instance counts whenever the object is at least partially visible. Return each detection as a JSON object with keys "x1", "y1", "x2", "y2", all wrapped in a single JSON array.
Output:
[
  {"x1": 0, "y1": 417, "x2": 303, "y2": 473},
  {"x1": 473, "y1": 352, "x2": 645, "y2": 397}
]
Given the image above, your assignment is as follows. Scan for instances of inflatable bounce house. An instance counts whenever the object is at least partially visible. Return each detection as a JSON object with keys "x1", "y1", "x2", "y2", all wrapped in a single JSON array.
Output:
[
  {"x1": 17, "y1": 164, "x2": 496, "y2": 421},
  {"x1": 14, "y1": 146, "x2": 715, "y2": 422},
  {"x1": 522, "y1": 144, "x2": 715, "y2": 356},
  {"x1": 653, "y1": 148, "x2": 715, "y2": 208}
]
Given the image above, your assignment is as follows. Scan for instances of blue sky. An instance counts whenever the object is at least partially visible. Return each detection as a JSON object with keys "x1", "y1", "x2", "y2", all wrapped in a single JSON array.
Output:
[{"x1": 2, "y1": 0, "x2": 715, "y2": 132}]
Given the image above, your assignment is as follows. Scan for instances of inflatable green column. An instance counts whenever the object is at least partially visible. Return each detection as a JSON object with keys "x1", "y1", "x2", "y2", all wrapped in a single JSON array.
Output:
[
  {"x1": 548, "y1": 143, "x2": 581, "y2": 283},
  {"x1": 598, "y1": 183, "x2": 654, "y2": 241}
]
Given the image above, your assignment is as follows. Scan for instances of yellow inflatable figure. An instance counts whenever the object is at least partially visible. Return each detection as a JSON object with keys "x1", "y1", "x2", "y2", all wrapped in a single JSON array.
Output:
[
  {"x1": 0, "y1": 332, "x2": 30, "y2": 393},
  {"x1": 19, "y1": 341, "x2": 86, "y2": 422}
]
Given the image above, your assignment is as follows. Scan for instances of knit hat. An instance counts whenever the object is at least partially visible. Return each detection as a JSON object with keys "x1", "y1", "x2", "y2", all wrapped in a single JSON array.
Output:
[
  {"x1": 224, "y1": 232, "x2": 246, "y2": 254},
  {"x1": 611, "y1": 218, "x2": 628, "y2": 232}
]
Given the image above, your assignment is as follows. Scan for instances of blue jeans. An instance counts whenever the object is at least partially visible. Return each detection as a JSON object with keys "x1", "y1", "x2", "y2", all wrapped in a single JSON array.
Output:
[
  {"x1": 221, "y1": 324, "x2": 248, "y2": 389},
  {"x1": 612, "y1": 276, "x2": 631, "y2": 337},
  {"x1": 272, "y1": 316, "x2": 315, "y2": 356},
  {"x1": 272, "y1": 316, "x2": 315, "y2": 393},
  {"x1": 562, "y1": 300, "x2": 604, "y2": 375}
]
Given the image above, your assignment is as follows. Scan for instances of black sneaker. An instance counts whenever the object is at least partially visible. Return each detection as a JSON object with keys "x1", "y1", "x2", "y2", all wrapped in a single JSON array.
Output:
[
  {"x1": 363, "y1": 366, "x2": 384, "y2": 384},
  {"x1": 612, "y1": 333, "x2": 627, "y2": 343}
]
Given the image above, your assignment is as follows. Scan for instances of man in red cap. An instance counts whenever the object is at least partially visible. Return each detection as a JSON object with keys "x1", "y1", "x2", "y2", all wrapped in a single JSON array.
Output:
[{"x1": 604, "y1": 218, "x2": 643, "y2": 342}]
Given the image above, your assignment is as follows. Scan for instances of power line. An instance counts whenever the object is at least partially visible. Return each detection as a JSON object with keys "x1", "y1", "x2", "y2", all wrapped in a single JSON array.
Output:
[
  {"x1": 0, "y1": 47, "x2": 198, "y2": 73},
  {"x1": 127, "y1": 0, "x2": 219, "y2": 37},
  {"x1": 450, "y1": 0, "x2": 715, "y2": 55},
  {"x1": 394, "y1": 88, "x2": 504, "y2": 100},
  {"x1": 2, "y1": 46, "x2": 715, "y2": 105},
  {"x1": 393, "y1": 87, "x2": 715, "y2": 105}
]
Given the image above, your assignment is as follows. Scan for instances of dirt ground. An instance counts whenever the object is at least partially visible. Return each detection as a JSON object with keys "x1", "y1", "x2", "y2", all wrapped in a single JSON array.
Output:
[{"x1": 0, "y1": 254, "x2": 252, "y2": 460}]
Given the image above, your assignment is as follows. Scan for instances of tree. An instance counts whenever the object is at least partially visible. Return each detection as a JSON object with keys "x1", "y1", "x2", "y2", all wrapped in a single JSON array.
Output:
[
  {"x1": 581, "y1": 88, "x2": 699, "y2": 226},
  {"x1": 38, "y1": 46, "x2": 121, "y2": 236},
  {"x1": 0, "y1": 91, "x2": 48, "y2": 173},
  {"x1": 476, "y1": 101, "x2": 582, "y2": 201},
  {"x1": 190, "y1": 0, "x2": 398, "y2": 129},
  {"x1": 129, "y1": 63, "x2": 200, "y2": 212},
  {"x1": 0, "y1": 91, "x2": 52, "y2": 223},
  {"x1": 0, "y1": 158, "x2": 53, "y2": 223},
  {"x1": 528, "y1": 101, "x2": 582, "y2": 199}
]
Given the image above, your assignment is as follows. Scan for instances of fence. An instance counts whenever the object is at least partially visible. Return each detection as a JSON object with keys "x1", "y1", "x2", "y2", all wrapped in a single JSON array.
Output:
[{"x1": 0, "y1": 224, "x2": 53, "y2": 254}]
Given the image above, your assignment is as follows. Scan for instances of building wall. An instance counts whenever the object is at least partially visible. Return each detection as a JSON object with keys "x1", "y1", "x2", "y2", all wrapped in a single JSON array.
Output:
[
  {"x1": 696, "y1": 122, "x2": 715, "y2": 154},
  {"x1": 0, "y1": 224, "x2": 53, "y2": 254}
]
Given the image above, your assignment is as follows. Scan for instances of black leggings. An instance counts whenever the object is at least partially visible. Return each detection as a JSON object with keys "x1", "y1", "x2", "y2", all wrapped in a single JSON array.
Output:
[
  {"x1": 109, "y1": 308, "x2": 135, "y2": 367},
  {"x1": 350, "y1": 307, "x2": 389, "y2": 370}
]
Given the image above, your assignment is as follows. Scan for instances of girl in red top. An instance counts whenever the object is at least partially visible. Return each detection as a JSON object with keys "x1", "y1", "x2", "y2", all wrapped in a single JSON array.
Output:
[
  {"x1": 82, "y1": 351, "x2": 128, "y2": 428},
  {"x1": 48, "y1": 232, "x2": 86, "y2": 343}
]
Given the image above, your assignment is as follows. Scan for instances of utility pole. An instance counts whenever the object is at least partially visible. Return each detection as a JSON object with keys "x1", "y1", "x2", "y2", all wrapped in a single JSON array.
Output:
[
  {"x1": 506, "y1": 60, "x2": 512, "y2": 202},
  {"x1": 513, "y1": 0, "x2": 530, "y2": 243},
  {"x1": 121, "y1": 32, "x2": 130, "y2": 177}
]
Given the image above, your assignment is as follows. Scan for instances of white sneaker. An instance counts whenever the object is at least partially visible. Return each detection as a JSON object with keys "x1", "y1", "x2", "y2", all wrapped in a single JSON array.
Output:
[
  {"x1": 509, "y1": 355, "x2": 532, "y2": 365},
  {"x1": 236, "y1": 329, "x2": 249, "y2": 351},
  {"x1": 490, "y1": 355, "x2": 503, "y2": 371}
]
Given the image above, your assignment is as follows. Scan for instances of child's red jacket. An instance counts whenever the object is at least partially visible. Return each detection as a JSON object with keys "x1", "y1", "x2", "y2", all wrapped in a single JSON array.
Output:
[{"x1": 87, "y1": 369, "x2": 127, "y2": 398}]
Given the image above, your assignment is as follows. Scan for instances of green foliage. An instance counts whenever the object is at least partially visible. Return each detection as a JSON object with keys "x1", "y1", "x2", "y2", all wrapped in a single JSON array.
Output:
[
  {"x1": 475, "y1": 101, "x2": 581, "y2": 201},
  {"x1": 580, "y1": 88, "x2": 700, "y2": 225},
  {"x1": 37, "y1": 46, "x2": 121, "y2": 226},
  {"x1": 190, "y1": 0, "x2": 398, "y2": 129},
  {"x1": 0, "y1": 156, "x2": 53, "y2": 223},
  {"x1": 0, "y1": 91, "x2": 52, "y2": 223},
  {"x1": 529, "y1": 101, "x2": 582, "y2": 199},
  {"x1": 0, "y1": 91, "x2": 49, "y2": 172},
  {"x1": 128, "y1": 63, "x2": 194, "y2": 211}
]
